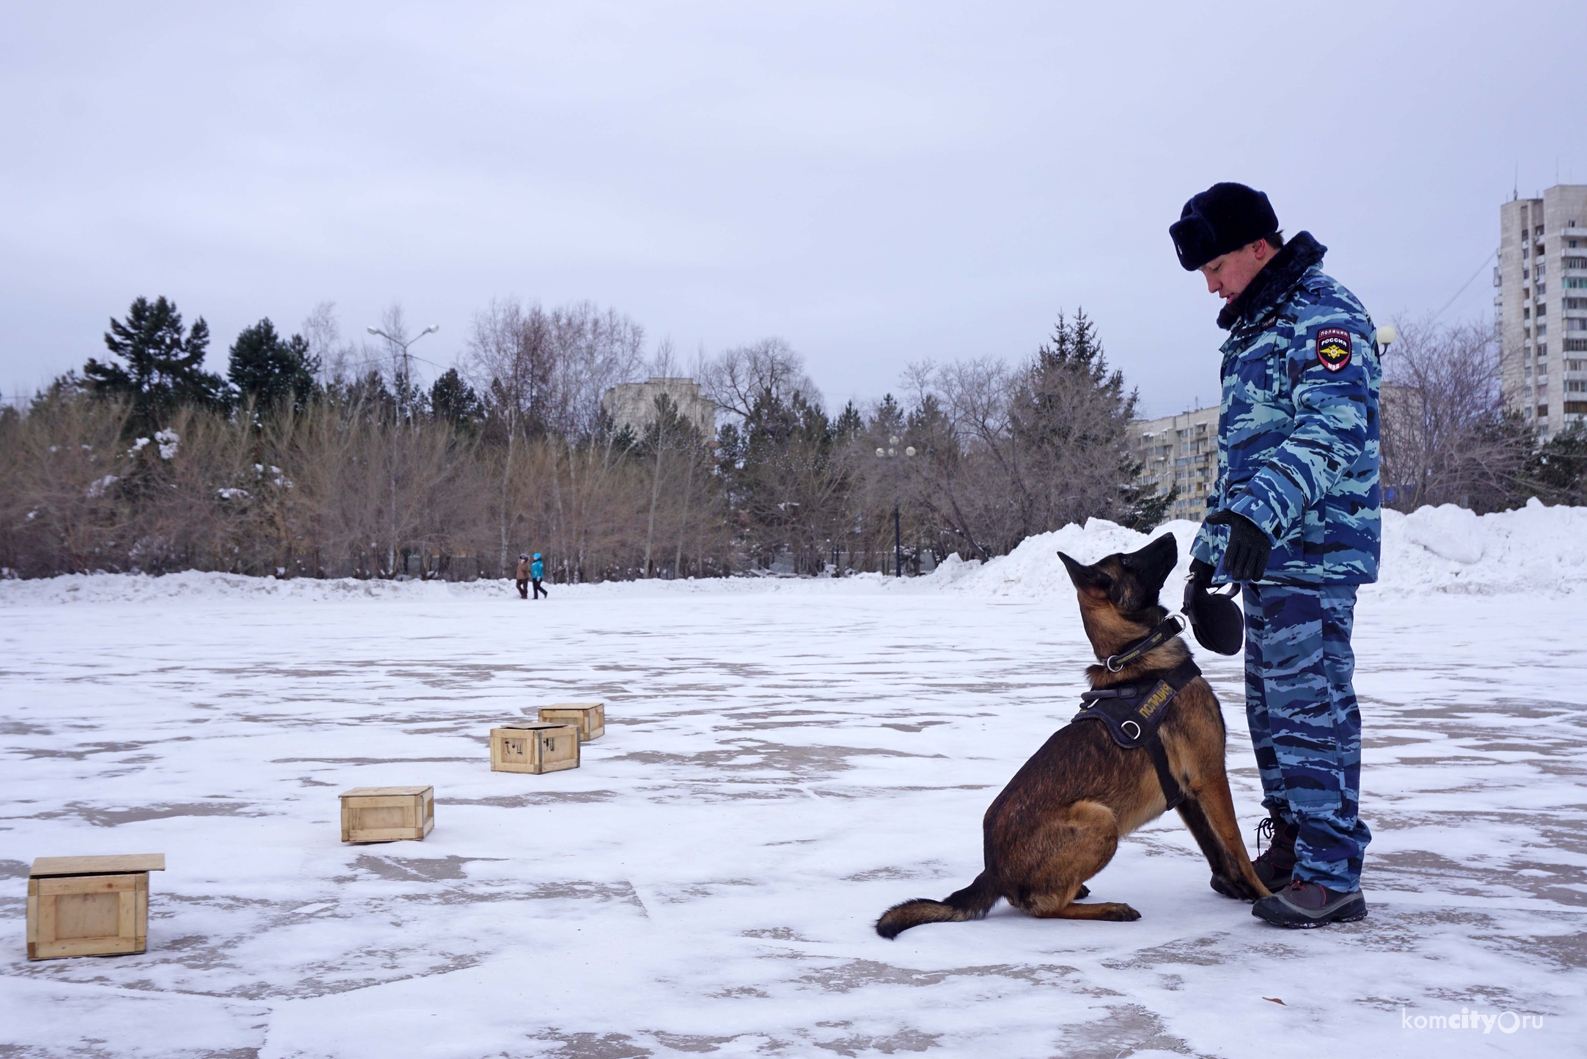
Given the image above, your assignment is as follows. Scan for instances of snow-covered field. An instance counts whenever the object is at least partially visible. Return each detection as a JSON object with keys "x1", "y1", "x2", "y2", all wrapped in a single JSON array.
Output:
[{"x1": 2, "y1": 506, "x2": 1585, "y2": 1057}]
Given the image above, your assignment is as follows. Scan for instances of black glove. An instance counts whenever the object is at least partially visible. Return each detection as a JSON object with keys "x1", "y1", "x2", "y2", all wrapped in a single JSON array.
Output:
[
  {"x1": 1203, "y1": 509, "x2": 1272, "y2": 582},
  {"x1": 1183, "y1": 558, "x2": 1244, "y2": 655}
]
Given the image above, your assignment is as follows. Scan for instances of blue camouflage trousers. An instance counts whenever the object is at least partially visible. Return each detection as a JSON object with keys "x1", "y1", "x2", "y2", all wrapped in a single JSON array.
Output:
[{"x1": 1243, "y1": 583, "x2": 1371, "y2": 891}]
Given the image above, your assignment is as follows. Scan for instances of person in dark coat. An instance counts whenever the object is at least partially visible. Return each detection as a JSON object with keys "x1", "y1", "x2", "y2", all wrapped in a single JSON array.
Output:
[{"x1": 514, "y1": 553, "x2": 530, "y2": 600}]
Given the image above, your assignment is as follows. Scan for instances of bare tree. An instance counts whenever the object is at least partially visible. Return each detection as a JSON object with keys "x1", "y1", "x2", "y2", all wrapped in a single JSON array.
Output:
[
  {"x1": 1380, "y1": 318, "x2": 1533, "y2": 512},
  {"x1": 700, "y1": 338, "x2": 819, "y2": 422},
  {"x1": 302, "y1": 301, "x2": 354, "y2": 385}
]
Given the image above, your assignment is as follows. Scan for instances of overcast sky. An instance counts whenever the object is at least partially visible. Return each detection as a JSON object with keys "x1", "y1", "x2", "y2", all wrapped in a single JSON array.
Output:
[{"x1": 4, "y1": 1, "x2": 1585, "y2": 417}]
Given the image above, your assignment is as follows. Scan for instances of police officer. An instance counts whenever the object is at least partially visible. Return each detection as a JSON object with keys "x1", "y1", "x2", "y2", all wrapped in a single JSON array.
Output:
[{"x1": 1172, "y1": 182, "x2": 1381, "y2": 928}]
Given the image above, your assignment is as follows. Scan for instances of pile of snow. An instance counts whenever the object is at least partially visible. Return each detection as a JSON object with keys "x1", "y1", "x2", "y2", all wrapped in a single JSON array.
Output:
[
  {"x1": 924, "y1": 498, "x2": 1587, "y2": 600},
  {"x1": 4, "y1": 501, "x2": 1584, "y2": 606}
]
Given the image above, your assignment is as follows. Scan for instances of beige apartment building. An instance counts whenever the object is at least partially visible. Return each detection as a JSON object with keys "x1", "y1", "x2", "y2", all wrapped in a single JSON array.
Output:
[
  {"x1": 1134, "y1": 405, "x2": 1218, "y2": 520},
  {"x1": 600, "y1": 377, "x2": 716, "y2": 439},
  {"x1": 1496, "y1": 184, "x2": 1587, "y2": 438}
]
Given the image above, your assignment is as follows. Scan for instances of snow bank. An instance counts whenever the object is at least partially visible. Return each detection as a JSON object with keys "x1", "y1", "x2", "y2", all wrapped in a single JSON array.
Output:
[
  {"x1": 4, "y1": 501, "x2": 1584, "y2": 606},
  {"x1": 922, "y1": 498, "x2": 1587, "y2": 600}
]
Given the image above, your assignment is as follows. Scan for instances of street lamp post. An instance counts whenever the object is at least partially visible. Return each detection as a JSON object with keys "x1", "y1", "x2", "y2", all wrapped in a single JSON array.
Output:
[
  {"x1": 365, "y1": 324, "x2": 439, "y2": 577},
  {"x1": 366, "y1": 324, "x2": 439, "y2": 408},
  {"x1": 874, "y1": 435, "x2": 915, "y2": 577}
]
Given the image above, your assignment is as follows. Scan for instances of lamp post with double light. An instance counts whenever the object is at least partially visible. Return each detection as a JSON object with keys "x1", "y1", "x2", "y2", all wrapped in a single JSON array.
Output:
[
  {"x1": 365, "y1": 323, "x2": 438, "y2": 576},
  {"x1": 366, "y1": 324, "x2": 439, "y2": 413},
  {"x1": 874, "y1": 435, "x2": 915, "y2": 577}
]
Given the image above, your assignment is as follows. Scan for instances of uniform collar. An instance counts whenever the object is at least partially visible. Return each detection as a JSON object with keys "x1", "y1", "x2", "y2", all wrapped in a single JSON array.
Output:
[{"x1": 1216, "y1": 231, "x2": 1327, "y2": 331}]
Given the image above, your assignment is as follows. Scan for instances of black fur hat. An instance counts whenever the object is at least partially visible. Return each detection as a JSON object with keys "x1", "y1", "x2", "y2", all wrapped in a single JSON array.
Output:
[{"x1": 1169, "y1": 182, "x2": 1279, "y2": 271}]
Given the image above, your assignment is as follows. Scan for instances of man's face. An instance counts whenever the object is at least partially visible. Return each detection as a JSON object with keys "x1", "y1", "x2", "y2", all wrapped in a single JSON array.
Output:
[{"x1": 1198, "y1": 240, "x2": 1276, "y2": 302}]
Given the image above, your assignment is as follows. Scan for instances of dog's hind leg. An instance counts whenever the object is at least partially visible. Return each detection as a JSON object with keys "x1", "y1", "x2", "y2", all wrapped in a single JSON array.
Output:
[{"x1": 1006, "y1": 801, "x2": 1139, "y2": 922}]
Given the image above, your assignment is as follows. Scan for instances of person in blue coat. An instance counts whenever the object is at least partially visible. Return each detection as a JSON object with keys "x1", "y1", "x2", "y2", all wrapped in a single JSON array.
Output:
[
  {"x1": 1171, "y1": 182, "x2": 1382, "y2": 928},
  {"x1": 530, "y1": 553, "x2": 547, "y2": 600}
]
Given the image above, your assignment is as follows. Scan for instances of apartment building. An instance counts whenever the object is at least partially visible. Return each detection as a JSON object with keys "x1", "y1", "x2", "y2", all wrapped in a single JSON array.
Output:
[
  {"x1": 1134, "y1": 405, "x2": 1218, "y2": 520},
  {"x1": 600, "y1": 377, "x2": 716, "y2": 439},
  {"x1": 1496, "y1": 184, "x2": 1587, "y2": 439}
]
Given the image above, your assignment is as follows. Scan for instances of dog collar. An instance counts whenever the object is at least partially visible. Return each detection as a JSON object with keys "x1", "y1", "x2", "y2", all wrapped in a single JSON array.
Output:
[{"x1": 1103, "y1": 616, "x2": 1185, "y2": 673}]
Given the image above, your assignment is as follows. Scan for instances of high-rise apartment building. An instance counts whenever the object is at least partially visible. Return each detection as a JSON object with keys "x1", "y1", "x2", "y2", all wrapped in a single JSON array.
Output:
[
  {"x1": 1133, "y1": 405, "x2": 1218, "y2": 521},
  {"x1": 1496, "y1": 184, "x2": 1587, "y2": 438}
]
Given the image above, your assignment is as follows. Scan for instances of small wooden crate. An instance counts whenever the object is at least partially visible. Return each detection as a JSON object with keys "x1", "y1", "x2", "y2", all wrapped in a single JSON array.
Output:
[
  {"x1": 490, "y1": 723, "x2": 580, "y2": 774},
  {"x1": 537, "y1": 701, "x2": 605, "y2": 741},
  {"x1": 27, "y1": 854, "x2": 165, "y2": 960},
  {"x1": 340, "y1": 786, "x2": 435, "y2": 843}
]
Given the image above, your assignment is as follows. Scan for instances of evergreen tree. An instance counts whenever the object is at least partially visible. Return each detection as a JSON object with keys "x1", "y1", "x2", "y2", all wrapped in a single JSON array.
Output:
[
  {"x1": 429, "y1": 368, "x2": 483, "y2": 430},
  {"x1": 1007, "y1": 309, "x2": 1175, "y2": 532},
  {"x1": 833, "y1": 400, "x2": 864, "y2": 441},
  {"x1": 717, "y1": 387, "x2": 847, "y2": 572},
  {"x1": 84, "y1": 296, "x2": 228, "y2": 431},
  {"x1": 228, "y1": 317, "x2": 320, "y2": 414},
  {"x1": 1531, "y1": 423, "x2": 1587, "y2": 504}
]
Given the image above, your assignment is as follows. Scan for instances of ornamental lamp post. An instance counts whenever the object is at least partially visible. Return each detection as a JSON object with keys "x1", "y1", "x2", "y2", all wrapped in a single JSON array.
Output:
[{"x1": 874, "y1": 435, "x2": 916, "y2": 577}]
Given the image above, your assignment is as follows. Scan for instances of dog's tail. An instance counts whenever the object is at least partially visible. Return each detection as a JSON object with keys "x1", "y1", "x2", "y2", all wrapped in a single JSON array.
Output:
[{"x1": 874, "y1": 871, "x2": 999, "y2": 939}]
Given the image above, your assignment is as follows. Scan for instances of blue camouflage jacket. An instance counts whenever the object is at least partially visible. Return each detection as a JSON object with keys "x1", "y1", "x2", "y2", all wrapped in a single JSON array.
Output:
[{"x1": 1192, "y1": 232, "x2": 1382, "y2": 586}]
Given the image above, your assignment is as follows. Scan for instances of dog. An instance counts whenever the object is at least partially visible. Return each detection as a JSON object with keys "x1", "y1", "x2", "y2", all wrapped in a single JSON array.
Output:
[{"x1": 875, "y1": 533, "x2": 1269, "y2": 938}]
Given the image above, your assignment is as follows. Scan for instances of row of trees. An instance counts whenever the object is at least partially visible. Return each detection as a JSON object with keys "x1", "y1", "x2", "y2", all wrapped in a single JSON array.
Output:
[
  {"x1": 7, "y1": 294, "x2": 1578, "y2": 582},
  {"x1": 0, "y1": 297, "x2": 1174, "y2": 580}
]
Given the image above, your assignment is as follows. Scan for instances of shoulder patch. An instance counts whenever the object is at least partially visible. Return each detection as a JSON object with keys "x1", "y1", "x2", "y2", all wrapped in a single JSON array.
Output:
[{"x1": 1316, "y1": 327, "x2": 1352, "y2": 372}]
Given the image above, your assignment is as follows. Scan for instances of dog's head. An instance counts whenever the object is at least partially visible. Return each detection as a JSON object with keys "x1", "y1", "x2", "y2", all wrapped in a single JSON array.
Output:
[{"x1": 1058, "y1": 534, "x2": 1178, "y2": 652}]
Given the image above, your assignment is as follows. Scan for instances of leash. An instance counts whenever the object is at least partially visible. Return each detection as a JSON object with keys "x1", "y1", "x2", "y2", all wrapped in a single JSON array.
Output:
[{"x1": 1073, "y1": 656, "x2": 1201, "y2": 811}]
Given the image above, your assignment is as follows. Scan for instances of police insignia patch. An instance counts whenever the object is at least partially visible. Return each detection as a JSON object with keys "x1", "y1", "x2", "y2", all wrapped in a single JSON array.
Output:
[{"x1": 1316, "y1": 328, "x2": 1352, "y2": 372}]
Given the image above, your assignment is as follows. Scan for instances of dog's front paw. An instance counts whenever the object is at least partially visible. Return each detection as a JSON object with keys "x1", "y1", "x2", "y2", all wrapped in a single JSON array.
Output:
[{"x1": 1101, "y1": 903, "x2": 1142, "y2": 922}]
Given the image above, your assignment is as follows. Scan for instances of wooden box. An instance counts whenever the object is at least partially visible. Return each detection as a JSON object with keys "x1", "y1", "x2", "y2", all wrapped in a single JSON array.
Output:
[
  {"x1": 340, "y1": 786, "x2": 435, "y2": 843},
  {"x1": 27, "y1": 854, "x2": 165, "y2": 960},
  {"x1": 490, "y1": 723, "x2": 580, "y2": 774},
  {"x1": 537, "y1": 701, "x2": 605, "y2": 741}
]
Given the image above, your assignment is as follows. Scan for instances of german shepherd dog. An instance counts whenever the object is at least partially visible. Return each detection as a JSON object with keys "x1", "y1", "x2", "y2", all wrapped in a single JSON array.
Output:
[{"x1": 875, "y1": 534, "x2": 1268, "y2": 938}]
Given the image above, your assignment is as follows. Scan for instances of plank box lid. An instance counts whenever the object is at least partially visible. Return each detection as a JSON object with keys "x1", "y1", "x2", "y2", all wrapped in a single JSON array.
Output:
[
  {"x1": 542, "y1": 701, "x2": 604, "y2": 711},
  {"x1": 339, "y1": 786, "x2": 432, "y2": 798},
  {"x1": 493, "y1": 722, "x2": 577, "y2": 733},
  {"x1": 31, "y1": 854, "x2": 166, "y2": 878}
]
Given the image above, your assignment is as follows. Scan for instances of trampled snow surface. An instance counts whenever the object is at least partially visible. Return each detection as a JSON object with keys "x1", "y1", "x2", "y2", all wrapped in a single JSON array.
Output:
[{"x1": 2, "y1": 506, "x2": 1585, "y2": 1057}]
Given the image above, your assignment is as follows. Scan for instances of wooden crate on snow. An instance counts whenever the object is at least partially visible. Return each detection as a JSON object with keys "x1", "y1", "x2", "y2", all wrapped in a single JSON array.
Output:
[
  {"x1": 490, "y1": 723, "x2": 580, "y2": 774},
  {"x1": 27, "y1": 854, "x2": 165, "y2": 961},
  {"x1": 537, "y1": 701, "x2": 605, "y2": 741},
  {"x1": 340, "y1": 786, "x2": 434, "y2": 843}
]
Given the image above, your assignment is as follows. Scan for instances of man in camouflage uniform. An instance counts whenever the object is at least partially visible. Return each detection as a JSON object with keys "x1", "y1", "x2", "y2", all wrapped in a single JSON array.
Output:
[{"x1": 1171, "y1": 182, "x2": 1381, "y2": 927}]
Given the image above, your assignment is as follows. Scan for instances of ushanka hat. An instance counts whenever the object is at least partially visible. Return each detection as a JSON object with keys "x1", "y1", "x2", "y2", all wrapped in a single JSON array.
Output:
[{"x1": 1169, "y1": 182, "x2": 1279, "y2": 271}]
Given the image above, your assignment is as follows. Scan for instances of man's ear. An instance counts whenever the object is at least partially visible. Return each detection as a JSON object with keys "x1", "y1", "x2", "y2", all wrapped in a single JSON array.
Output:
[{"x1": 1059, "y1": 552, "x2": 1112, "y2": 594}]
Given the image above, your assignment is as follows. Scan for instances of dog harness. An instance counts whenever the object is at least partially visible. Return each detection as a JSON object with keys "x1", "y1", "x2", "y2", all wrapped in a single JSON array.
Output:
[{"x1": 1073, "y1": 621, "x2": 1201, "y2": 811}]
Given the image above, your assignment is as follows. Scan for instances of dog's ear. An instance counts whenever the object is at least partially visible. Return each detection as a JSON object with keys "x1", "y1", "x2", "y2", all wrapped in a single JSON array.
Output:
[{"x1": 1059, "y1": 551, "x2": 1112, "y2": 595}]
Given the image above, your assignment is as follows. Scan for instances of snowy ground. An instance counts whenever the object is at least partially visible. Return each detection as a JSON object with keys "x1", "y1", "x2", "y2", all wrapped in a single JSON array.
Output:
[{"x1": 2, "y1": 514, "x2": 1585, "y2": 1057}]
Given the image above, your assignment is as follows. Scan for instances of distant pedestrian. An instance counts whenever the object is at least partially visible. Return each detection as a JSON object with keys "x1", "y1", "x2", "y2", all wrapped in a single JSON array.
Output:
[
  {"x1": 531, "y1": 553, "x2": 548, "y2": 600},
  {"x1": 515, "y1": 553, "x2": 530, "y2": 600}
]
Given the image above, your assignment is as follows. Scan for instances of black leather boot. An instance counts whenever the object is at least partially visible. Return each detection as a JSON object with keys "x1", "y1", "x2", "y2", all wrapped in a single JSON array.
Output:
[{"x1": 1211, "y1": 812, "x2": 1297, "y2": 898}]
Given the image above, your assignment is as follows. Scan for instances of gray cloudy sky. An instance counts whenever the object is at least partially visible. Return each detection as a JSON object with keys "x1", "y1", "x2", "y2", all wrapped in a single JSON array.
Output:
[{"x1": 3, "y1": 1, "x2": 1584, "y2": 416}]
